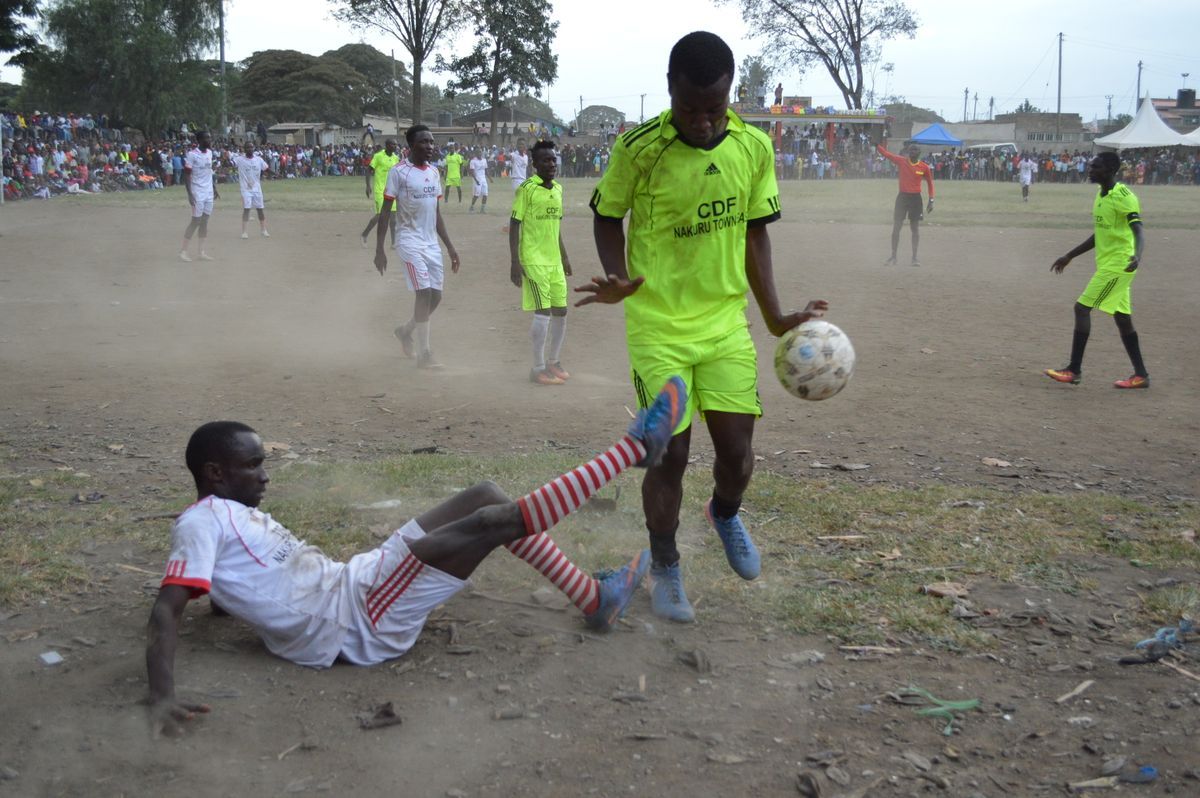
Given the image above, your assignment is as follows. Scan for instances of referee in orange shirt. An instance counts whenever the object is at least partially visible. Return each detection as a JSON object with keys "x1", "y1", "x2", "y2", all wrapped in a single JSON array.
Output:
[{"x1": 877, "y1": 140, "x2": 935, "y2": 266}]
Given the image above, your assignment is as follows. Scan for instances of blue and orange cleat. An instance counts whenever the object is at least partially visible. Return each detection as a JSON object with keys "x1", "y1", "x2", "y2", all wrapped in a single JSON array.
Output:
[
  {"x1": 628, "y1": 376, "x2": 687, "y2": 467},
  {"x1": 1113, "y1": 374, "x2": 1149, "y2": 389},
  {"x1": 583, "y1": 550, "x2": 650, "y2": 631},
  {"x1": 1044, "y1": 367, "x2": 1081, "y2": 385},
  {"x1": 649, "y1": 560, "x2": 695, "y2": 623},
  {"x1": 706, "y1": 499, "x2": 761, "y2": 580}
]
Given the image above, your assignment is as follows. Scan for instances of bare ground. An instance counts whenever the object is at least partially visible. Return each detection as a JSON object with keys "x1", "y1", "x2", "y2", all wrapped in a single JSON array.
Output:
[{"x1": 1, "y1": 188, "x2": 1198, "y2": 797}]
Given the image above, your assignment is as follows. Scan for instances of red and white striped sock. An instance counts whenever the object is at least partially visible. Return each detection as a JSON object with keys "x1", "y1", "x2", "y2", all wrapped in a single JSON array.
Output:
[
  {"x1": 505, "y1": 533, "x2": 599, "y2": 614},
  {"x1": 516, "y1": 434, "x2": 646, "y2": 536}
]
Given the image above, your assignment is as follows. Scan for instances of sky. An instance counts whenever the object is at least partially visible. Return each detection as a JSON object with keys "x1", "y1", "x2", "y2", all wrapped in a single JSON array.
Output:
[{"x1": 4, "y1": 0, "x2": 1197, "y2": 125}]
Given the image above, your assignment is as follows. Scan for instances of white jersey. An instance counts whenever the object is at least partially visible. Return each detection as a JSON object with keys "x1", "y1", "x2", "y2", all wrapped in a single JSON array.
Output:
[
  {"x1": 233, "y1": 154, "x2": 267, "y2": 193},
  {"x1": 509, "y1": 150, "x2": 529, "y2": 181},
  {"x1": 1019, "y1": 159, "x2": 1037, "y2": 185},
  {"x1": 185, "y1": 148, "x2": 214, "y2": 200},
  {"x1": 469, "y1": 157, "x2": 488, "y2": 184},
  {"x1": 383, "y1": 159, "x2": 442, "y2": 251}
]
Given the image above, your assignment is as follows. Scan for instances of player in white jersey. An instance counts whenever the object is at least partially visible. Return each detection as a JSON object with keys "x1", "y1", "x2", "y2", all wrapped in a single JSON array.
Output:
[
  {"x1": 1019, "y1": 154, "x2": 1037, "y2": 202},
  {"x1": 374, "y1": 125, "x2": 461, "y2": 369},
  {"x1": 232, "y1": 142, "x2": 271, "y2": 238},
  {"x1": 509, "y1": 137, "x2": 529, "y2": 191},
  {"x1": 179, "y1": 130, "x2": 220, "y2": 262},
  {"x1": 468, "y1": 148, "x2": 489, "y2": 213},
  {"x1": 145, "y1": 385, "x2": 689, "y2": 734}
]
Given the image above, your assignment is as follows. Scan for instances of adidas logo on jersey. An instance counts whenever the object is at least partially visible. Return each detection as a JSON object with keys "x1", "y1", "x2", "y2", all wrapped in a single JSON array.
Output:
[{"x1": 704, "y1": 163, "x2": 721, "y2": 176}]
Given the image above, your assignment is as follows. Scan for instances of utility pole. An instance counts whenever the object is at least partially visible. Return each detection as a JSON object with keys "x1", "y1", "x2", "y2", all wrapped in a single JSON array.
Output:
[
  {"x1": 219, "y1": 0, "x2": 227, "y2": 142},
  {"x1": 972, "y1": 93, "x2": 978, "y2": 121},
  {"x1": 1136, "y1": 61, "x2": 1143, "y2": 107},
  {"x1": 962, "y1": 87, "x2": 968, "y2": 122},
  {"x1": 391, "y1": 50, "x2": 400, "y2": 135},
  {"x1": 988, "y1": 96, "x2": 994, "y2": 120},
  {"x1": 1055, "y1": 32, "x2": 1063, "y2": 143},
  {"x1": 1105, "y1": 94, "x2": 1113, "y2": 123},
  {"x1": 640, "y1": 94, "x2": 646, "y2": 123}
]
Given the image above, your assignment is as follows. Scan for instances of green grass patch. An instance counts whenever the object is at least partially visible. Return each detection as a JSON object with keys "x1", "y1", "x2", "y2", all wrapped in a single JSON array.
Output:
[{"x1": 3, "y1": 452, "x2": 1196, "y2": 649}]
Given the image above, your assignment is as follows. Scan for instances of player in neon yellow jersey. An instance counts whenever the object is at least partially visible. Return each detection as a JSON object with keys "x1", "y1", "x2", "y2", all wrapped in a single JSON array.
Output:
[
  {"x1": 442, "y1": 143, "x2": 465, "y2": 205},
  {"x1": 360, "y1": 139, "x2": 400, "y2": 247},
  {"x1": 510, "y1": 140, "x2": 573, "y2": 386},
  {"x1": 577, "y1": 31, "x2": 828, "y2": 623},
  {"x1": 1045, "y1": 151, "x2": 1149, "y2": 389}
]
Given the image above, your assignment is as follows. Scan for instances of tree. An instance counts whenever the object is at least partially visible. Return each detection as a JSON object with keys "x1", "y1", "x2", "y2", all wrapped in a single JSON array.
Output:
[
  {"x1": 510, "y1": 93, "x2": 560, "y2": 124},
  {"x1": 439, "y1": 0, "x2": 558, "y2": 136},
  {"x1": 330, "y1": 0, "x2": 460, "y2": 125},
  {"x1": 233, "y1": 50, "x2": 368, "y2": 127},
  {"x1": 724, "y1": 0, "x2": 919, "y2": 110},
  {"x1": 1, "y1": 0, "x2": 37, "y2": 62},
  {"x1": 739, "y1": 55, "x2": 772, "y2": 104},
  {"x1": 18, "y1": 0, "x2": 220, "y2": 134},
  {"x1": 1014, "y1": 99, "x2": 1042, "y2": 114},
  {"x1": 576, "y1": 104, "x2": 624, "y2": 132},
  {"x1": 323, "y1": 43, "x2": 408, "y2": 118},
  {"x1": 878, "y1": 100, "x2": 942, "y2": 125}
]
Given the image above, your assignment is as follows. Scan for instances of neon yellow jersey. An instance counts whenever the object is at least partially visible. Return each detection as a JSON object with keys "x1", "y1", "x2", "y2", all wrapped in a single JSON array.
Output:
[
  {"x1": 1092, "y1": 182, "x2": 1141, "y2": 273},
  {"x1": 590, "y1": 109, "x2": 781, "y2": 345},
  {"x1": 369, "y1": 150, "x2": 400, "y2": 198},
  {"x1": 512, "y1": 178, "x2": 563, "y2": 267},
  {"x1": 444, "y1": 152, "x2": 464, "y2": 182}
]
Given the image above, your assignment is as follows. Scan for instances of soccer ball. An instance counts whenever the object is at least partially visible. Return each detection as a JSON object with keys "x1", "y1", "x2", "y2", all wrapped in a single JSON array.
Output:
[{"x1": 774, "y1": 320, "x2": 855, "y2": 401}]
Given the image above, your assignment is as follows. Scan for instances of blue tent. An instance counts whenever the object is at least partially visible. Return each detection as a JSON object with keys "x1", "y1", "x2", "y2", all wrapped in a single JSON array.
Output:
[{"x1": 910, "y1": 123, "x2": 962, "y2": 147}]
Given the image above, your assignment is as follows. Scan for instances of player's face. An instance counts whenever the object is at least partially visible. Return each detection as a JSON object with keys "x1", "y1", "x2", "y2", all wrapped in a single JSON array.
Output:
[
  {"x1": 669, "y1": 72, "x2": 732, "y2": 147},
  {"x1": 384, "y1": 140, "x2": 396, "y2": 155},
  {"x1": 409, "y1": 131, "x2": 436, "y2": 165},
  {"x1": 243, "y1": 144, "x2": 254, "y2": 158},
  {"x1": 906, "y1": 146, "x2": 920, "y2": 162},
  {"x1": 533, "y1": 148, "x2": 556, "y2": 181},
  {"x1": 1089, "y1": 157, "x2": 1115, "y2": 184},
  {"x1": 196, "y1": 132, "x2": 210, "y2": 151},
  {"x1": 212, "y1": 431, "x2": 270, "y2": 508}
]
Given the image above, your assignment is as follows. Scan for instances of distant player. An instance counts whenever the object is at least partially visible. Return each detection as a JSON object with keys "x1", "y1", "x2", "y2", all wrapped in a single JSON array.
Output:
[
  {"x1": 509, "y1": 138, "x2": 529, "y2": 192},
  {"x1": 578, "y1": 31, "x2": 827, "y2": 623},
  {"x1": 876, "y1": 140, "x2": 934, "y2": 266},
  {"x1": 232, "y1": 142, "x2": 271, "y2": 239},
  {"x1": 375, "y1": 125, "x2": 461, "y2": 369},
  {"x1": 1045, "y1": 152, "x2": 1149, "y2": 389},
  {"x1": 509, "y1": 141, "x2": 573, "y2": 386},
  {"x1": 179, "y1": 130, "x2": 219, "y2": 262},
  {"x1": 442, "y1": 143, "x2": 465, "y2": 204},
  {"x1": 1018, "y1": 154, "x2": 1037, "y2": 202},
  {"x1": 468, "y1": 149, "x2": 489, "y2": 213},
  {"x1": 360, "y1": 139, "x2": 400, "y2": 247}
]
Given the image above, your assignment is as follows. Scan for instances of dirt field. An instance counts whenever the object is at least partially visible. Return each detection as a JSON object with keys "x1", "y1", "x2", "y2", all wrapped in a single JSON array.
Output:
[{"x1": 1, "y1": 178, "x2": 1198, "y2": 797}]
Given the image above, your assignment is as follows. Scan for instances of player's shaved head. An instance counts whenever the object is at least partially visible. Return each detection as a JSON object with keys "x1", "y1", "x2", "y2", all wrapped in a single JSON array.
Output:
[
  {"x1": 186, "y1": 421, "x2": 257, "y2": 488},
  {"x1": 668, "y1": 31, "x2": 734, "y2": 88},
  {"x1": 1095, "y1": 151, "x2": 1120, "y2": 171}
]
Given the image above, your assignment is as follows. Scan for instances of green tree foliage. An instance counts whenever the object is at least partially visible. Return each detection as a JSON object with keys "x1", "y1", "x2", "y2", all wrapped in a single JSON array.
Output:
[
  {"x1": 576, "y1": 104, "x2": 623, "y2": 132},
  {"x1": 879, "y1": 100, "x2": 943, "y2": 124},
  {"x1": 1, "y1": 0, "x2": 37, "y2": 61},
  {"x1": 19, "y1": 0, "x2": 220, "y2": 133},
  {"x1": 0, "y1": 80, "x2": 20, "y2": 106},
  {"x1": 329, "y1": 0, "x2": 460, "y2": 125},
  {"x1": 724, "y1": 0, "x2": 918, "y2": 110},
  {"x1": 322, "y1": 43, "x2": 408, "y2": 118},
  {"x1": 439, "y1": 0, "x2": 557, "y2": 135},
  {"x1": 1014, "y1": 99, "x2": 1043, "y2": 114},
  {"x1": 739, "y1": 55, "x2": 772, "y2": 104},
  {"x1": 233, "y1": 50, "x2": 368, "y2": 127},
  {"x1": 510, "y1": 93, "x2": 559, "y2": 124}
]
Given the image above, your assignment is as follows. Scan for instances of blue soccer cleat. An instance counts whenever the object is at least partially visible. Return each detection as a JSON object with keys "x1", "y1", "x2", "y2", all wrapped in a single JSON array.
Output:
[
  {"x1": 628, "y1": 376, "x2": 687, "y2": 467},
  {"x1": 649, "y1": 560, "x2": 695, "y2": 623},
  {"x1": 706, "y1": 499, "x2": 761, "y2": 580},
  {"x1": 583, "y1": 550, "x2": 650, "y2": 631}
]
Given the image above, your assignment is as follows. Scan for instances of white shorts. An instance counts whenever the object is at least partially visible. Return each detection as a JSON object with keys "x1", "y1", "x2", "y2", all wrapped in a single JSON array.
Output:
[
  {"x1": 241, "y1": 190, "x2": 264, "y2": 210},
  {"x1": 398, "y1": 246, "x2": 445, "y2": 291},
  {"x1": 340, "y1": 519, "x2": 466, "y2": 665},
  {"x1": 190, "y1": 197, "x2": 214, "y2": 217},
  {"x1": 473, "y1": 178, "x2": 488, "y2": 198}
]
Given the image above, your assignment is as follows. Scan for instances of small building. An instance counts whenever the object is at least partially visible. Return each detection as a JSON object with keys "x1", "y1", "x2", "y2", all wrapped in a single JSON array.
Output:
[
  {"x1": 267, "y1": 122, "x2": 345, "y2": 147},
  {"x1": 1150, "y1": 91, "x2": 1200, "y2": 135}
]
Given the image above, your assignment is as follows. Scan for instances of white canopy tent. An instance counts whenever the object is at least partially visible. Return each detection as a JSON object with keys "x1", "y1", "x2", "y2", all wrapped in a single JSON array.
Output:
[
  {"x1": 1093, "y1": 95, "x2": 1193, "y2": 149},
  {"x1": 1184, "y1": 125, "x2": 1200, "y2": 146}
]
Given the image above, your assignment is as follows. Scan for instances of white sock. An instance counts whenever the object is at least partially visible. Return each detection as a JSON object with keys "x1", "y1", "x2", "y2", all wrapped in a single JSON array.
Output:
[
  {"x1": 530, "y1": 314, "x2": 550, "y2": 371},
  {"x1": 548, "y1": 315, "x2": 566, "y2": 364},
  {"x1": 415, "y1": 321, "x2": 431, "y2": 355}
]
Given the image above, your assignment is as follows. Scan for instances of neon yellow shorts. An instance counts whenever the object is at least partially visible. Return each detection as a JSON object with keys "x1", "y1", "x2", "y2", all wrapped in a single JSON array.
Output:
[
  {"x1": 374, "y1": 193, "x2": 386, "y2": 214},
  {"x1": 628, "y1": 325, "x2": 761, "y2": 434},
  {"x1": 1078, "y1": 269, "x2": 1135, "y2": 315},
  {"x1": 521, "y1": 264, "x2": 567, "y2": 311}
]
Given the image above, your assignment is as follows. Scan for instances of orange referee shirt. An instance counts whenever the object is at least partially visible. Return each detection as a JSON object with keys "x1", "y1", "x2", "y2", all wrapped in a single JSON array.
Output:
[{"x1": 876, "y1": 144, "x2": 935, "y2": 197}]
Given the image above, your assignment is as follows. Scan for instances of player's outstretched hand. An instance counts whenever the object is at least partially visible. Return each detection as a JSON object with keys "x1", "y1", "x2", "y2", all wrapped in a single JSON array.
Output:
[
  {"x1": 374, "y1": 249, "x2": 388, "y2": 276},
  {"x1": 573, "y1": 274, "x2": 645, "y2": 306},
  {"x1": 1125, "y1": 255, "x2": 1139, "y2": 273},
  {"x1": 149, "y1": 698, "x2": 210, "y2": 738},
  {"x1": 768, "y1": 300, "x2": 830, "y2": 336},
  {"x1": 1051, "y1": 256, "x2": 1071, "y2": 274}
]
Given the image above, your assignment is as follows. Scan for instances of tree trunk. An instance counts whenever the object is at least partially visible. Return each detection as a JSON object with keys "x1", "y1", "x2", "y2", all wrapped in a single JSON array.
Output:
[{"x1": 411, "y1": 58, "x2": 423, "y2": 126}]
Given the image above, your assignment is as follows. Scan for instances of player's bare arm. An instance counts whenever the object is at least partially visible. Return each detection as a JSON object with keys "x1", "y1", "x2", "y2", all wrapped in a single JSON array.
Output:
[
  {"x1": 576, "y1": 216, "x2": 644, "y2": 306},
  {"x1": 745, "y1": 226, "x2": 828, "y2": 335},
  {"x1": 146, "y1": 584, "x2": 211, "y2": 735},
  {"x1": 1051, "y1": 234, "x2": 1096, "y2": 273},
  {"x1": 183, "y1": 167, "x2": 194, "y2": 206},
  {"x1": 374, "y1": 197, "x2": 394, "y2": 275},
  {"x1": 508, "y1": 219, "x2": 523, "y2": 287},
  {"x1": 559, "y1": 233, "x2": 572, "y2": 277},
  {"x1": 1126, "y1": 221, "x2": 1145, "y2": 272},
  {"x1": 435, "y1": 205, "x2": 460, "y2": 273}
]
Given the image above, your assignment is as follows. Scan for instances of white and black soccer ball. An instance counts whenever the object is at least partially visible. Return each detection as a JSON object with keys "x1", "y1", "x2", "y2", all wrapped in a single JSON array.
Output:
[{"x1": 774, "y1": 320, "x2": 855, "y2": 401}]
